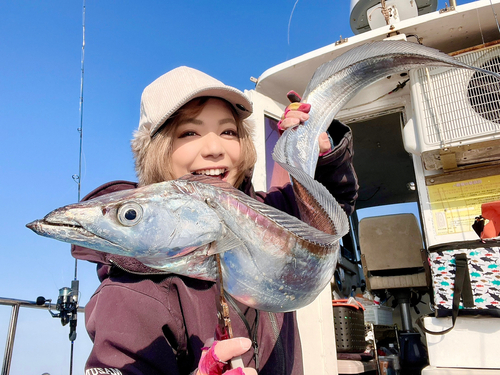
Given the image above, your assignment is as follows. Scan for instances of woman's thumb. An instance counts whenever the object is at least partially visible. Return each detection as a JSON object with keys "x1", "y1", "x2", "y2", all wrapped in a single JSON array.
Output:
[{"x1": 213, "y1": 338, "x2": 252, "y2": 363}]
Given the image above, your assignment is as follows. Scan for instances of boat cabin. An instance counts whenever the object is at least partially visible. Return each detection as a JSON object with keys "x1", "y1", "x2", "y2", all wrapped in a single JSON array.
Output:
[{"x1": 246, "y1": 0, "x2": 500, "y2": 373}]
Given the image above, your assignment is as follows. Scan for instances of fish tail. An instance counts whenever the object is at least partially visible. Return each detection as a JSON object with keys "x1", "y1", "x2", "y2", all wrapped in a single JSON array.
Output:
[{"x1": 304, "y1": 40, "x2": 500, "y2": 99}]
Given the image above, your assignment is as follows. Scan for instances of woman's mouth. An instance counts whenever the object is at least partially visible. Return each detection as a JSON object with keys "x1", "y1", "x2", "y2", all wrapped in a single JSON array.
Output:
[{"x1": 192, "y1": 168, "x2": 228, "y2": 180}]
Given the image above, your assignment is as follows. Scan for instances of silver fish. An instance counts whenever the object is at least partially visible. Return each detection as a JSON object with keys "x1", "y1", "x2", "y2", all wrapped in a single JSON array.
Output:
[
  {"x1": 27, "y1": 174, "x2": 344, "y2": 312},
  {"x1": 272, "y1": 40, "x2": 500, "y2": 244},
  {"x1": 28, "y1": 40, "x2": 499, "y2": 312},
  {"x1": 273, "y1": 40, "x2": 500, "y2": 178}
]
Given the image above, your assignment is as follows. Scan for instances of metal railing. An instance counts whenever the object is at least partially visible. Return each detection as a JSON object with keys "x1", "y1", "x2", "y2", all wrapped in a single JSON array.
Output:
[{"x1": 0, "y1": 297, "x2": 84, "y2": 375}]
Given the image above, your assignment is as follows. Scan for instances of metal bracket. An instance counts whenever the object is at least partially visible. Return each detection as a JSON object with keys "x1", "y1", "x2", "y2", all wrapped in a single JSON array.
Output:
[
  {"x1": 335, "y1": 36, "x2": 348, "y2": 46},
  {"x1": 440, "y1": 152, "x2": 458, "y2": 170},
  {"x1": 439, "y1": 4, "x2": 456, "y2": 14}
]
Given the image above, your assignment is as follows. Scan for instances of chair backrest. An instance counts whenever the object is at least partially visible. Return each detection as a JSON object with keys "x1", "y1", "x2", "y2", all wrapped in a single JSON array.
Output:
[{"x1": 358, "y1": 213, "x2": 423, "y2": 272}]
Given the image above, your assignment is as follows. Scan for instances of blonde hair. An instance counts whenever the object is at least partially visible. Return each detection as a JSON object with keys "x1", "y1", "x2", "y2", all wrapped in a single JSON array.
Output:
[{"x1": 132, "y1": 97, "x2": 256, "y2": 188}]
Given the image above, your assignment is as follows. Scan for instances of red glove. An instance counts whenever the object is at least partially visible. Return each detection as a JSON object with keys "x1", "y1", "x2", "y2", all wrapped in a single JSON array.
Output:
[
  {"x1": 276, "y1": 90, "x2": 332, "y2": 156},
  {"x1": 196, "y1": 339, "x2": 255, "y2": 375},
  {"x1": 276, "y1": 90, "x2": 311, "y2": 134}
]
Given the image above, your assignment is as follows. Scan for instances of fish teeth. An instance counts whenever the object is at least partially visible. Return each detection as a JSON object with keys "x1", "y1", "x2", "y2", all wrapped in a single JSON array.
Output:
[{"x1": 193, "y1": 168, "x2": 226, "y2": 176}]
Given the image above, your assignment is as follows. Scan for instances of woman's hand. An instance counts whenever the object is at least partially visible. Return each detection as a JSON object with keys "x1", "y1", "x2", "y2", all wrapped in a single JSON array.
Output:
[
  {"x1": 277, "y1": 91, "x2": 332, "y2": 156},
  {"x1": 197, "y1": 338, "x2": 257, "y2": 375},
  {"x1": 278, "y1": 102, "x2": 310, "y2": 131}
]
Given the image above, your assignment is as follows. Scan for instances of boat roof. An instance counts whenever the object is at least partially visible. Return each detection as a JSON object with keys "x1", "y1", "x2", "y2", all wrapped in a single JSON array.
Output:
[{"x1": 255, "y1": 0, "x2": 500, "y2": 102}]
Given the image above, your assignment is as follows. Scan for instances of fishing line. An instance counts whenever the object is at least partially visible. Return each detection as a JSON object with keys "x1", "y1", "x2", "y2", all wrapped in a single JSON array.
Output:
[
  {"x1": 265, "y1": 126, "x2": 280, "y2": 142},
  {"x1": 489, "y1": 0, "x2": 500, "y2": 36},
  {"x1": 477, "y1": 8, "x2": 485, "y2": 46},
  {"x1": 342, "y1": 79, "x2": 410, "y2": 111},
  {"x1": 287, "y1": 0, "x2": 300, "y2": 46}
]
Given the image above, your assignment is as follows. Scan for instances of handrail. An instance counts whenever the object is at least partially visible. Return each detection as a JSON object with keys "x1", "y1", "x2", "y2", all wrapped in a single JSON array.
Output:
[
  {"x1": 0, "y1": 297, "x2": 85, "y2": 312},
  {"x1": 0, "y1": 297, "x2": 85, "y2": 375}
]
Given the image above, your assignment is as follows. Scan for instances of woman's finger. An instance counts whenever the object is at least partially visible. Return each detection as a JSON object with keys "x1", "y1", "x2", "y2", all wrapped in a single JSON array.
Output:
[
  {"x1": 318, "y1": 132, "x2": 332, "y2": 155},
  {"x1": 224, "y1": 367, "x2": 258, "y2": 375},
  {"x1": 213, "y1": 338, "x2": 252, "y2": 363},
  {"x1": 197, "y1": 339, "x2": 252, "y2": 375},
  {"x1": 215, "y1": 339, "x2": 257, "y2": 375},
  {"x1": 278, "y1": 111, "x2": 309, "y2": 132},
  {"x1": 277, "y1": 102, "x2": 311, "y2": 133}
]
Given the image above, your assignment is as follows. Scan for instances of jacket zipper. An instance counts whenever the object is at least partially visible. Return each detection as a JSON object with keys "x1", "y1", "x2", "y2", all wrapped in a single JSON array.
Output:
[
  {"x1": 225, "y1": 291, "x2": 260, "y2": 371},
  {"x1": 268, "y1": 312, "x2": 285, "y2": 374},
  {"x1": 110, "y1": 259, "x2": 267, "y2": 371}
]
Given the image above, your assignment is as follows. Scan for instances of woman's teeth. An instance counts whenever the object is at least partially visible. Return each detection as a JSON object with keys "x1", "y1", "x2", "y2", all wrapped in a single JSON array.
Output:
[{"x1": 193, "y1": 168, "x2": 226, "y2": 177}]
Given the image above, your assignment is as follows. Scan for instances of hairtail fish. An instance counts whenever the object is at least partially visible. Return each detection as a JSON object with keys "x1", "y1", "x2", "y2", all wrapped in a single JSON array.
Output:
[
  {"x1": 27, "y1": 174, "x2": 343, "y2": 312},
  {"x1": 272, "y1": 40, "x2": 500, "y2": 244},
  {"x1": 27, "y1": 40, "x2": 500, "y2": 312},
  {"x1": 273, "y1": 40, "x2": 500, "y2": 179}
]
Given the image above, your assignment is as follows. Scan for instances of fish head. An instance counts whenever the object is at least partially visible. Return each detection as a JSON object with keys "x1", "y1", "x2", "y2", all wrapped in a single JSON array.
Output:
[{"x1": 27, "y1": 181, "x2": 223, "y2": 259}]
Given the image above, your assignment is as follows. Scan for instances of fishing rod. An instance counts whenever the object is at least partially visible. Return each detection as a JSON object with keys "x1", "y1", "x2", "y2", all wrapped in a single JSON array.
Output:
[
  {"x1": 37, "y1": 2, "x2": 86, "y2": 375},
  {"x1": 68, "y1": 1, "x2": 86, "y2": 372}
]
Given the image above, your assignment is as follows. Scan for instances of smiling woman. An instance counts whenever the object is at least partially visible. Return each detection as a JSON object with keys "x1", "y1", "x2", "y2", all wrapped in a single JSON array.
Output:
[
  {"x1": 62, "y1": 65, "x2": 359, "y2": 375},
  {"x1": 131, "y1": 67, "x2": 256, "y2": 189},
  {"x1": 167, "y1": 98, "x2": 245, "y2": 187}
]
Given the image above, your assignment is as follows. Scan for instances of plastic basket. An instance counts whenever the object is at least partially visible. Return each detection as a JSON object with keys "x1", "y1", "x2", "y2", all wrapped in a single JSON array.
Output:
[
  {"x1": 364, "y1": 305, "x2": 393, "y2": 325},
  {"x1": 332, "y1": 299, "x2": 366, "y2": 353}
]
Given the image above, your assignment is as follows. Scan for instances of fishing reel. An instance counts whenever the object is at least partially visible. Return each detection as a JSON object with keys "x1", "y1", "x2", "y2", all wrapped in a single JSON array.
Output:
[{"x1": 36, "y1": 280, "x2": 79, "y2": 341}]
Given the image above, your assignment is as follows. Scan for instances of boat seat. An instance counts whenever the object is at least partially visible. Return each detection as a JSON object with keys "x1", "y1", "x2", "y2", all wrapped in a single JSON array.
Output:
[{"x1": 358, "y1": 213, "x2": 430, "y2": 292}]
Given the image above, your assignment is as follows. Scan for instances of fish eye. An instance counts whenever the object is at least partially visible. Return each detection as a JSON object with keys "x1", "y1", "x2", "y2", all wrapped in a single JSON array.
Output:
[{"x1": 117, "y1": 202, "x2": 143, "y2": 226}]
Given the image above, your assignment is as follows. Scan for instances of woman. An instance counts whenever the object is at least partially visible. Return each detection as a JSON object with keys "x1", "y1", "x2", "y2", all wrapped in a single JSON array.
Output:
[{"x1": 72, "y1": 66, "x2": 358, "y2": 375}]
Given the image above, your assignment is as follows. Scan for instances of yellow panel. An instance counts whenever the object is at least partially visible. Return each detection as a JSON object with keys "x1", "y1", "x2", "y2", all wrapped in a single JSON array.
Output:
[{"x1": 427, "y1": 174, "x2": 500, "y2": 236}]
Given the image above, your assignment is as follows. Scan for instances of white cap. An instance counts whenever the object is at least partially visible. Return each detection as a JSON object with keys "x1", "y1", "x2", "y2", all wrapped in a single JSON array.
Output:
[{"x1": 138, "y1": 66, "x2": 253, "y2": 136}]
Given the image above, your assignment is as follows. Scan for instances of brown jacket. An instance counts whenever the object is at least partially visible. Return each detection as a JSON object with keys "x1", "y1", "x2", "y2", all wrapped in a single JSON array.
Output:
[{"x1": 72, "y1": 120, "x2": 358, "y2": 374}]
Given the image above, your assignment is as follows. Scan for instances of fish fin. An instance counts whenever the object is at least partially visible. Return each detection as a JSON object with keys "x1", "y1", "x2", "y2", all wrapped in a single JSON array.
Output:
[
  {"x1": 245, "y1": 197, "x2": 344, "y2": 246},
  {"x1": 275, "y1": 159, "x2": 349, "y2": 239},
  {"x1": 178, "y1": 173, "x2": 343, "y2": 247},
  {"x1": 206, "y1": 226, "x2": 246, "y2": 255}
]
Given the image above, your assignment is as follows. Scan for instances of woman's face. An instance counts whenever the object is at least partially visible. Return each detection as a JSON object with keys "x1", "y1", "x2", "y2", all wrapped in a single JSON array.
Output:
[{"x1": 171, "y1": 98, "x2": 242, "y2": 186}]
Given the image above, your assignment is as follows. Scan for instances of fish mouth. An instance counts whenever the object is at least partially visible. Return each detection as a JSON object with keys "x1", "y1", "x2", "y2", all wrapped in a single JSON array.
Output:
[
  {"x1": 191, "y1": 168, "x2": 229, "y2": 181},
  {"x1": 27, "y1": 218, "x2": 91, "y2": 238},
  {"x1": 26, "y1": 212, "x2": 122, "y2": 250}
]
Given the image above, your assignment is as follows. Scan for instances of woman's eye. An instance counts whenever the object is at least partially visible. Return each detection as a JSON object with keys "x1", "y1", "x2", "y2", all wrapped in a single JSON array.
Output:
[
  {"x1": 222, "y1": 129, "x2": 238, "y2": 137},
  {"x1": 178, "y1": 131, "x2": 197, "y2": 138}
]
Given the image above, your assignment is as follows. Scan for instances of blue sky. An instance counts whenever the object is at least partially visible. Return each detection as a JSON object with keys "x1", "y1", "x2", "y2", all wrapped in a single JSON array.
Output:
[{"x1": 0, "y1": 1, "x2": 473, "y2": 374}]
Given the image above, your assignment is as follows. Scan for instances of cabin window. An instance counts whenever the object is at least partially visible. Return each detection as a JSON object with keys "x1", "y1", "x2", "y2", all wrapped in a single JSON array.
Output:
[{"x1": 264, "y1": 115, "x2": 290, "y2": 189}]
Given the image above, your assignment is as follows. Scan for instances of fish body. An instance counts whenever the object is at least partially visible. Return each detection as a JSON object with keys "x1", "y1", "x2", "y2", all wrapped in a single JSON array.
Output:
[
  {"x1": 273, "y1": 40, "x2": 500, "y2": 178},
  {"x1": 271, "y1": 40, "x2": 500, "y2": 250},
  {"x1": 28, "y1": 174, "x2": 343, "y2": 312}
]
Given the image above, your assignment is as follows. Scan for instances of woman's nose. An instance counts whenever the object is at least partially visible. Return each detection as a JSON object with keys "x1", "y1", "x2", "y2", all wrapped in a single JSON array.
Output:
[{"x1": 200, "y1": 133, "x2": 224, "y2": 158}]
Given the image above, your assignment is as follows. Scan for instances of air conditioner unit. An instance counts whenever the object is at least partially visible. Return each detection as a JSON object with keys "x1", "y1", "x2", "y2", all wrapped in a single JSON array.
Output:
[{"x1": 404, "y1": 43, "x2": 500, "y2": 170}]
